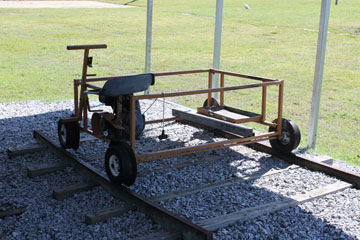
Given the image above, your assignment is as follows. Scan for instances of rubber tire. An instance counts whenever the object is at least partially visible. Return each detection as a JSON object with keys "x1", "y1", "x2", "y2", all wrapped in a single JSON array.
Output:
[
  {"x1": 203, "y1": 97, "x2": 220, "y2": 108},
  {"x1": 269, "y1": 118, "x2": 301, "y2": 154},
  {"x1": 58, "y1": 120, "x2": 80, "y2": 150},
  {"x1": 105, "y1": 141, "x2": 137, "y2": 186}
]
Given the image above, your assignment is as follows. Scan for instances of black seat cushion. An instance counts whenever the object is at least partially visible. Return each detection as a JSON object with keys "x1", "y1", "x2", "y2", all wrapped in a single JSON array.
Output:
[{"x1": 99, "y1": 73, "x2": 154, "y2": 97}]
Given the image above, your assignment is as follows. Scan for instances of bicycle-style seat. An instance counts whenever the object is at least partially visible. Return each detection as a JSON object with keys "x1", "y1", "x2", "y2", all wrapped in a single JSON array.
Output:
[{"x1": 88, "y1": 73, "x2": 155, "y2": 97}]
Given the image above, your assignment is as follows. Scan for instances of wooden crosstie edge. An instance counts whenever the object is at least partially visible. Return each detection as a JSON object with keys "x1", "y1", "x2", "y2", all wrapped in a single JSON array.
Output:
[{"x1": 197, "y1": 181, "x2": 352, "y2": 231}]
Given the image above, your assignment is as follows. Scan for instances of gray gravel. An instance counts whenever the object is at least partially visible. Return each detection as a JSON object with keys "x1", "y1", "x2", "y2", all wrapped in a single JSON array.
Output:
[{"x1": 1, "y1": 100, "x2": 359, "y2": 239}]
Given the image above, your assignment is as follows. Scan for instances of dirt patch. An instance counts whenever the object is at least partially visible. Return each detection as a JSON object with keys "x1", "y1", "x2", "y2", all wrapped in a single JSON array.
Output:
[{"x1": 0, "y1": 1, "x2": 134, "y2": 8}]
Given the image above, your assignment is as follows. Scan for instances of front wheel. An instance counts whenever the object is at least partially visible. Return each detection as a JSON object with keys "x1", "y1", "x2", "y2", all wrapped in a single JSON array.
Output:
[
  {"x1": 105, "y1": 141, "x2": 137, "y2": 186},
  {"x1": 269, "y1": 118, "x2": 301, "y2": 154}
]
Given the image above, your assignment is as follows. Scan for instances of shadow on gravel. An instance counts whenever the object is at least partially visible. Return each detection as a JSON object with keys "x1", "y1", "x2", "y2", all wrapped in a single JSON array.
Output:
[{"x1": 0, "y1": 107, "x2": 356, "y2": 240}]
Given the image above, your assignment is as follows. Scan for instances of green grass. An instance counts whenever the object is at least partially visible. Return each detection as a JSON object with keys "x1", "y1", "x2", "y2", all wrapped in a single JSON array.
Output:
[{"x1": 0, "y1": 0, "x2": 359, "y2": 166}]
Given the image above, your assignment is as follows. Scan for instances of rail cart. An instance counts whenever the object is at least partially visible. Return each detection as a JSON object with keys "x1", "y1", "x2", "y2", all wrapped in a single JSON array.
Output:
[{"x1": 58, "y1": 44, "x2": 301, "y2": 186}]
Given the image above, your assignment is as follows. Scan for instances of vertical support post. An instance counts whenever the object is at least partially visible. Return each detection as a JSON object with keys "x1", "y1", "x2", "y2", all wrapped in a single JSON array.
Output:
[
  {"x1": 207, "y1": 71, "x2": 213, "y2": 106},
  {"x1": 74, "y1": 80, "x2": 79, "y2": 117},
  {"x1": 212, "y1": 0, "x2": 224, "y2": 100},
  {"x1": 144, "y1": 0, "x2": 153, "y2": 95},
  {"x1": 307, "y1": 0, "x2": 331, "y2": 149},
  {"x1": 277, "y1": 81, "x2": 284, "y2": 133},
  {"x1": 130, "y1": 95, "x2": 136, "y2": 153},
  {"x1": 261, "y1": 85, "x2": 267, "y2": 122},
  {"x1": 220, "y1": 73, "x2": 225, "y2": 106},
  {"x1": 81, "y1": 49, "x2": 89, "y2": 129}
]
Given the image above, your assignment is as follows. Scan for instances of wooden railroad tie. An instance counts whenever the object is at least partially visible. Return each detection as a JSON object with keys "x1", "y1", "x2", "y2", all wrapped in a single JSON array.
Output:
[
  {"x1": 84, "y1": 204, "x2": 136, "y2": 225},
  {"x1": 27, "y1": 162, "x2": 71, "y2": 178},
  {"x1": 0, "y1": 206, "x2": 27, "y2": 219},
  {"x1": 52, "y1": 182, "x2": 100, "y2": 201}
]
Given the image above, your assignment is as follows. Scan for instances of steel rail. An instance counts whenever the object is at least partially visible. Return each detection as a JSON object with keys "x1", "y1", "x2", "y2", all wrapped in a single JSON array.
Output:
[
  {"x1": 179, "y1": 120, "x2": 360, "y2": 189},
  {"x1": 33, "y1": 131, "x2": 212, "y2": 240},
  {"x1": 251, "y1": 142, "x2": 360, "y2": 189}
]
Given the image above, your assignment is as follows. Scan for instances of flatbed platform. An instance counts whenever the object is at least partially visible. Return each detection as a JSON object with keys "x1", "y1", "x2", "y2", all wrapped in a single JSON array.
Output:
[
  {"x1": 172, "y1": 109, "x2": 254, "y2": 138},
  {"x1": 197, "y1": 106, "x2": 261, "y2": 124}
]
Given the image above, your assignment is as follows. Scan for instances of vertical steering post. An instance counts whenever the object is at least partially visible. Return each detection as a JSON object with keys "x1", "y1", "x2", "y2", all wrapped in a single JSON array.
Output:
[
  {"x1": 80, "y1": 49, "x2": 90, "y2": 130},
  {"x1": 67, "y1": 44, "x2": 107, "y2": 127}
]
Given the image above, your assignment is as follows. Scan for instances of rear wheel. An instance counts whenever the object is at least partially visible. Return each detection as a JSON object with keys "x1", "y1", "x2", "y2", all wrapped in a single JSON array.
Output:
[
  {"x1": 105, "y1": 141, "x2": 137, "y2": 186},
  {"x1": 269, "y1": 118, "x2": 301, "y2": 154},
  {"x1": 57, "y1": 120, "x2": 80, "y2": 150},
  {"x1": 203, "y1": 97, "x2": 219, "y2": 108}
]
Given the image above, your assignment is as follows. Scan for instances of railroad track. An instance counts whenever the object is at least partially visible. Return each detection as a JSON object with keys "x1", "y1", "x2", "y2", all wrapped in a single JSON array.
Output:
[{"x1": 4, "y1": 127, "x2": 360, "y2": 239}]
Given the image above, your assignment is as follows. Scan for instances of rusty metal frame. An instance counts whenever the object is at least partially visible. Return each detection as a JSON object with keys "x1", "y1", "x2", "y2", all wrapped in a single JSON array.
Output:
[{"x1": 64, "y1": 45, "x2": 284, "y2": 164}]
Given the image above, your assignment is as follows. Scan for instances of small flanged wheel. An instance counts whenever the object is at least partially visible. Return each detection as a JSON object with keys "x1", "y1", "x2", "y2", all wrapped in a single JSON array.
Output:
[
  {"x1": 57, "y1": 119, "x2": 80, "y2": 150},
  {"x1": 203, "y1": 97, "x2": 220, "y2": 108},
  {"x1": 105, "y1": 141, "x2": 137, "y2": 186},
  {"x1": 269, "y1": 118, "x2": 301, "y2": 154}
]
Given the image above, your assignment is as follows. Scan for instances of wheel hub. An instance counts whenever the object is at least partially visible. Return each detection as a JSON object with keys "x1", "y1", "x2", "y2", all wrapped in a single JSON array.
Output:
[
  {"x1": 281, "y1": 129, "x2": 291, "y2": 145},
  {"x1": 109, "y1": 155, "x2": 121, "y2": 177},
  {"x1": 60, "y1": 124, "x2": 66, "y2": 143}
]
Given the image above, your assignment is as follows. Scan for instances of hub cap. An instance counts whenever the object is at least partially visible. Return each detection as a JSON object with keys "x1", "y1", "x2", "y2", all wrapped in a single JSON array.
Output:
[
  {"x1": 60, "y1": 124, "x2": 67, "y2": 143},
  {"x1": 109, "y1": 155, "x2": 121, "y2": 177},
  {"x1": 280, "y1": 129, "x2": 291, "y2": 145}
]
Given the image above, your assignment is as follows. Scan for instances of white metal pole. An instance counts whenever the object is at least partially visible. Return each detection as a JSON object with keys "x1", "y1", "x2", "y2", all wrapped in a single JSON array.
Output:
[
  {"x1": 307, "y1": 0, "x2": 331, "y2": 149},
  {"x1": 212, "y1": 0, "x2": 224, "y2": 99},
  {"x1": 144, "y1": 0, "x2": 153, "y2": 94}
]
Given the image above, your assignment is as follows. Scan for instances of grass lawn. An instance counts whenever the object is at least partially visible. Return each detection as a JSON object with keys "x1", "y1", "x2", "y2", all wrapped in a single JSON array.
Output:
[{"x1": 0, "y1": 0, "x2": 359, "y2": 166}]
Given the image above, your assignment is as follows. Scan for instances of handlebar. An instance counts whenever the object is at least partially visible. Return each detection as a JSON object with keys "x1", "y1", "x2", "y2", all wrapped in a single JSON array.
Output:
[{"x1": 67, "y1": 44, "x2": 107, "y2": 50}]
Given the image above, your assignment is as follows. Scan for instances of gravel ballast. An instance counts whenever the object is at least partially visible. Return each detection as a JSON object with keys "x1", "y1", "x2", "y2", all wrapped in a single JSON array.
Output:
[{"x1": 0, "y1": 100, "x2": 359, "y2": 239}]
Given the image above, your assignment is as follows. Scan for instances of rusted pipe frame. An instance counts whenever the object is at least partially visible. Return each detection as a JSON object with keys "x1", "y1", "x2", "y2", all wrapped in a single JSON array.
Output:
[
  {"x1": 211, "y1": 69, "x2": 277, "y2": 82},
  {"x1": 261, "y1": 121, "x2": 277, "y2": 128},
  {"x1": 33, "y1": 131, "x2": 212, "y2": 240},
  {"x1": 76, "y1": 76, "x2": 118, "y2": 83},
  {"x1": 207, "y1": 71, "x2": 213, "y2": 107},
  {"x1": 153, "y1": 69, "x2": 210, "y2": 77},
  {"x1": 128, "y1": 72, "x2": 282, "y2": 161},
  {"x1": 136, "y1": 132, "x2": 278, "y2": 162},
  {"x1": 261, "y1": 86, "x2": 267, "y2": 123},
  {"x1": 80, "y1": 128, "x2": 110, "y2": 142},
  {"x1": 86, "y1": 82, "x2": 102, "y2": 90},
  {"x1": 79, "y1": 68, "x2": 281, "y2": 84},
  {"x1": 220, "y1": 73, "x2": 225, "y2": 106},
  {"x1": 134, "y1": 81, "x2": 280, "y2": 101},
  {"x1": 276, "y1": 81, "x2": 284, "y2": 134},
  {"x1": 72, "y1": 68, "x2": 284, "y2": 162},
  {"x1": 77, "y1": 69, "x2": 210, "y2": 83}
]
